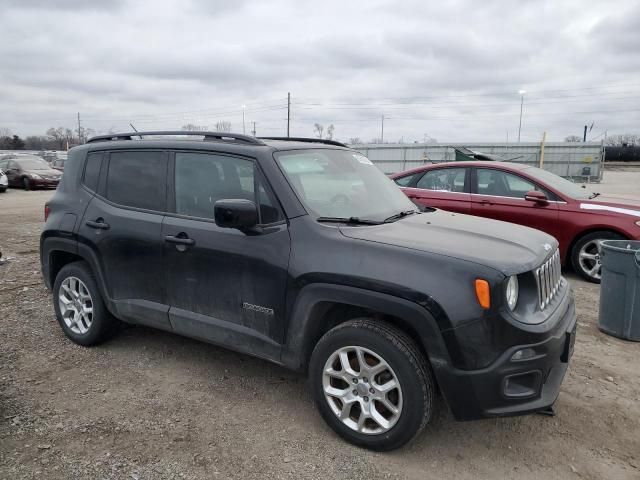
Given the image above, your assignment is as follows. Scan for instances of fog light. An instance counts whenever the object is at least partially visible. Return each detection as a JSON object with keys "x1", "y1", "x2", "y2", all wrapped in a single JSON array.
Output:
[{"x1": 511, "y1": 347, "x2": 537, "y2": 361}]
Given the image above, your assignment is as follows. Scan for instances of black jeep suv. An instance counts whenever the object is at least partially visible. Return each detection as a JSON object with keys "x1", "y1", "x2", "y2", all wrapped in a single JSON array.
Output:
[{"x1": 41, "y1": 131, "x2": 576, "y2": 451}]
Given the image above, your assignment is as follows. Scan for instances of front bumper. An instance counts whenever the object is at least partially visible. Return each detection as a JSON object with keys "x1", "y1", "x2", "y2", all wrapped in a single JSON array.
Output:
[{"x1": 436, "y1": 290, "x2": 576, "y2": 421}]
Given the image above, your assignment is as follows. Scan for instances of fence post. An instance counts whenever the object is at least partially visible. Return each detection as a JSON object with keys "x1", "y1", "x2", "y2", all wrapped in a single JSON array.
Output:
[{"x1": 539, "y1": 131, "x2": 547, "y2": 169}]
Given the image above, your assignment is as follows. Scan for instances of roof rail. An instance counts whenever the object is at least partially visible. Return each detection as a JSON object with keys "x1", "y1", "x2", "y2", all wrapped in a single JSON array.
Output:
[
  {"x1": 258, "y1": 137, "x2": 348, "y2": 148},
  {"x1": 86, "y1": 131, "x2": 266, "y2": 145}
]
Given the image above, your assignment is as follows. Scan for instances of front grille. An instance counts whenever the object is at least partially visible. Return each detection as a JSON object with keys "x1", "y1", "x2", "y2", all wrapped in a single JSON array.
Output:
[{"x1": 535, "y1": 249, "x2": 562, "y2": 309}]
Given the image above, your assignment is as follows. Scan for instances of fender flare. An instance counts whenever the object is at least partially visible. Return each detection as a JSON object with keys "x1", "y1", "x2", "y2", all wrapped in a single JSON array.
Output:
[
  {"x1": 280, "y1": 283, "x2": 454, "y2": 380},
  {"x1": 41, "y1": 236, "x2": 116, "y2": 316}
]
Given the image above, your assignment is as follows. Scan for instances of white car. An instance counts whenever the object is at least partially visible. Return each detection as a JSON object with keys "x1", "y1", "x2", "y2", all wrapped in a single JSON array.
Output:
[{"x1": 0, "y1": 169, "x2": 8, "y2": 193}]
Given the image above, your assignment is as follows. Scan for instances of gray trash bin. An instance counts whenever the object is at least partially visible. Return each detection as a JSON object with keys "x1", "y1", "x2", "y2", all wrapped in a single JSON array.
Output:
[{"x1": 598, "y1": 240, "x2": 640, "y2": 341}]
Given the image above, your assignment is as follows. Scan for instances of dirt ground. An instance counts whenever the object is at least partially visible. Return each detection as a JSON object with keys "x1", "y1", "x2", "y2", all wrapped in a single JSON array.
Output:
[{"x1": 1, "y1": 170, "x2": 639, "y2": 480}]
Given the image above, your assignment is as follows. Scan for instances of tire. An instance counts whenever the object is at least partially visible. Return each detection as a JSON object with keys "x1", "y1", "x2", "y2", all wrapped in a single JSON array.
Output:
[
  {"x1": 309, "y1": 318, "x2": 434, "y2": 451},
  {"x1": 0, "y1": 186, "x2": 6, "y2": 193},
  {"x1": 53, "y1": 261, "x2": 120, "y2": 346},
  {"x1": 571, "y1": 230, "x2": 625, "y2": 283},
  {"x1": 23, "y1": 177, "x2": 32, "y2": 191}
]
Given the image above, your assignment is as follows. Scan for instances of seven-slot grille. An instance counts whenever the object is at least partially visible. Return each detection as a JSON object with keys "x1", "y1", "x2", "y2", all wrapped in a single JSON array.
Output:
[{"x1": 536, "y1": 249, "x2": 562, "y2": 309}]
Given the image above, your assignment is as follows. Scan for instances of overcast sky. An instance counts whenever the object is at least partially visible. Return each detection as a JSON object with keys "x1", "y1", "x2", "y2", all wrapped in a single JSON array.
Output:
[{"x1": 1, "y1": 0, "x2": 638, "y2": 143}]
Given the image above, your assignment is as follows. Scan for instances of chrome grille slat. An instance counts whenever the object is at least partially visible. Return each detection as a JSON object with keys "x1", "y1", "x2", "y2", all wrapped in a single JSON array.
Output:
[{"x1": 535, "y1": 249, "x2": 562, "y2": 310}]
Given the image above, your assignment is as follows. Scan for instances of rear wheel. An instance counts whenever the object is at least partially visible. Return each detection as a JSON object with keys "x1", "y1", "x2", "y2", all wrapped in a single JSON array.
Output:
[
  {"x1": 53, "y1": 261, "x2": 120, "y2": 345},
  {"x1": 571, "y1": 230, "x2": 625, "y2": 283},
  {"x1": 309, "y1": 318, "x2": 434, "y2": 451}
]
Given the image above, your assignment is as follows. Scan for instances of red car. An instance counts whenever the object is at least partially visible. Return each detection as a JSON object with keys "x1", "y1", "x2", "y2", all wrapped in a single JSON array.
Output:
[{"x1": 390, "y1": 161, "x2": 640, "y2": 283}]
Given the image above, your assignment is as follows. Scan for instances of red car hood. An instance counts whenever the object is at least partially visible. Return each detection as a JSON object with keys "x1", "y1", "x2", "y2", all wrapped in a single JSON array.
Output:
[{"x1": 577, "y1": 195, "x2": 640, "y2": 217}]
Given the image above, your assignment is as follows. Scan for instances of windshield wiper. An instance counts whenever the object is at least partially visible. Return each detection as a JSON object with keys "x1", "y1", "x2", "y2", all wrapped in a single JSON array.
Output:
[
  {"x1": 316, "y1": 216, "x2": 383, "y2": 225},
  {"x1": 588, "y1": 192, "x2": 601, "y2": 199},
  {"x1": 383, "y1": 209, "x2": 421, "y2": 223}
]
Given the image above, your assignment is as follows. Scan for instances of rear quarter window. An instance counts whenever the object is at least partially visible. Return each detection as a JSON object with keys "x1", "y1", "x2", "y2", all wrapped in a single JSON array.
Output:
[{"x1": 82, "y1": 152, "x2": 103, "y2": 192}]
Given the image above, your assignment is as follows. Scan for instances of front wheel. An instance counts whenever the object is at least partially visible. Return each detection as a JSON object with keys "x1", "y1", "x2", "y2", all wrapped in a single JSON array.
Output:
[
  {"x1": 571, "y1": 230, "x2": 625, "y2": 283},
  {"x1": 23, "y1": 177, "x2": 32, "y2": 191},
  {"x1": 309, "y1": 318, "x2": 434, "y2": 451}
]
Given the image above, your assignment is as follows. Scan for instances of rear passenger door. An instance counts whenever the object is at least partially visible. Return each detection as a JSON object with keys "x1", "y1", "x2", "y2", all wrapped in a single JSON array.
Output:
[
  {"x1": 402, "y1": 167, "x2": 471, "y2": 213},
  {"x1": 162, "y1": 151, "x2": 290, "y2": 359},
  {"x1": 78, "y1": 150, "x2": 170, "y2": 330}
]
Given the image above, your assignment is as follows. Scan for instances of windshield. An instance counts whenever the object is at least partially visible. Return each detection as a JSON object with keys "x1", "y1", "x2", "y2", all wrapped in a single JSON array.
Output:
[
  {"x1": 274, "y1": 149, "x2": 417, "y2": 221},
  {"x1": 521, "y1": 166, "x2": 593, "y2": 200},
  {"x1": 17, "y1": 157, "x2": 50, "y2": 170}
]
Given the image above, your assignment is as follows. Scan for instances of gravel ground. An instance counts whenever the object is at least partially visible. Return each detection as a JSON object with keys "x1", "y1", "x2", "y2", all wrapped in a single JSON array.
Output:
[{"x1": 1, "y1": 173, "x2": 639, "y2": 479}]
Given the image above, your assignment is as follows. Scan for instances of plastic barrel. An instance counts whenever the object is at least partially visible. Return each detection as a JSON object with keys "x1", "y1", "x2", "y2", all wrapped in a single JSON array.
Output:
[{"x1": 598, "y1": 240, "x2": 640, "y2": 341}]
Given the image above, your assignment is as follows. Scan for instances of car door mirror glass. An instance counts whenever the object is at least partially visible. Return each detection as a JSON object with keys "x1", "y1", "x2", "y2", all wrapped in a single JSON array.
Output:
[
  {"x1": 524, "y1": 190, "x2": 548, "y2": 203},
  {"x1": 214, "y1": 199, "x2": 259, "y2": 230}
]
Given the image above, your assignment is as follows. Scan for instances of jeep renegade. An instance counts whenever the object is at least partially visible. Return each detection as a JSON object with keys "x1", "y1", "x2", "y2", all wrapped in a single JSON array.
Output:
[{"x1": 41, "y1": 131, "x2": 577, "y2": 451}]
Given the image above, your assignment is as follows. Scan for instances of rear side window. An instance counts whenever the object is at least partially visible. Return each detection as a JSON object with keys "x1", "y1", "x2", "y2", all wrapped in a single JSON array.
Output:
[
  {"x1": 106, "y1": 151, "x2": 167, "y2": 211},
  {"x1": 82, "y1": 153, "x2": 102, "y2": 192}
]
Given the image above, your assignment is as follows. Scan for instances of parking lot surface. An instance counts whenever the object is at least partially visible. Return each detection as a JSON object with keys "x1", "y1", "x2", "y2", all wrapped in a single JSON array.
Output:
[{"x1": 1, "y1": 170, "x2": 639, "y2": 479}]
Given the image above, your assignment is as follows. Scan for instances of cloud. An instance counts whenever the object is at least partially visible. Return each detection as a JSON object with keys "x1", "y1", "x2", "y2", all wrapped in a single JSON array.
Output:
[{"x1": 0, "y1": 0, "x2": 638, "y2": 141}]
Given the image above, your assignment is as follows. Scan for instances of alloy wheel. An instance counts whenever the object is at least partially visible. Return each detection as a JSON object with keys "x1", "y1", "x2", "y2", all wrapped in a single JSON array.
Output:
[
  {"x1": 58, "y1": 276, "x2": 94, "y2": 335},
  {"x1": 322, "y1": 345, "x2": 403, "y2": 435},
  {"x1": 578, "y1": 239, "x2": 604, "y2": 281}
]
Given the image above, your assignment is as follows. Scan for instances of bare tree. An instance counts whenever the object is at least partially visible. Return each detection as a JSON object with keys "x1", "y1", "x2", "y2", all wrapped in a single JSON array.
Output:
[
  {"x1": 214, "y1": 121, "x2": 232, "y2": 132},
  {"x1": 348, "y1": 137, "x2": 362, "y2": 144},
  {"x1": 0, "y1": 127, "x2": 11, "y2": 138},
  {"x1": 314, "y1": 123, "x2": 324, "y2": 139},
  {"x1": 564, "y1": 135, "x2": 582, "y2": 142},
  {"x1": 47, "y1": 127, "x2": 66, "y2": 150},
  {"x1": 604, "y1": 133, "x2": 639, "y2": 146},
  {"x1": 326, "y1": 124, "x2": 335, "y2": 140},
  {"x1": 182, "y1": 124, "x2": 208, "y2": 131}
]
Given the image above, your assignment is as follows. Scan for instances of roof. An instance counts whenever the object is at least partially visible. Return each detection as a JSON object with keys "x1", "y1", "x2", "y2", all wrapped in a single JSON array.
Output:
[
  {"x1": 390, "y1": 161, "x2": 531, "y2": 177},
  {"x1": 85, "y1": 131, "x2": 348, "y2": 151}
]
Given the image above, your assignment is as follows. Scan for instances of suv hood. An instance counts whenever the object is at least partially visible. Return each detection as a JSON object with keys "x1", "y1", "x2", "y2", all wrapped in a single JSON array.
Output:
[{"x1": 339, "y1": 210, "x2": 556, "y2": 276}]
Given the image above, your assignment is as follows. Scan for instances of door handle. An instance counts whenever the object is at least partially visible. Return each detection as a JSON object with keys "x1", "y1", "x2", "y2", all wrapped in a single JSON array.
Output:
[
  {"x1": 164, "y1": 235, "x2": 195, "y2": 246},
  {"x1": 407, "y1": 194, "x2": 419, "y2": 199},
  {"x1": 479, "y1": 200, "x2": 494, "y2": 206},
  {"x1": 86, "y1": 219, "x2": 110, "y2": 230}
]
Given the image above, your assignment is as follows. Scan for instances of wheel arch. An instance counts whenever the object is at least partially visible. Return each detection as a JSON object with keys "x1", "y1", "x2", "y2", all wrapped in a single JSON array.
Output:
[
  {"x1": 280, "y1": 283, "x2": 452, "y2": 382},
  {"x1": 565, "y1": 226, "x2": 629, "y2": 266},
  {"x1": 42, "y1": 236, "x2": 114, "y2": 315}
]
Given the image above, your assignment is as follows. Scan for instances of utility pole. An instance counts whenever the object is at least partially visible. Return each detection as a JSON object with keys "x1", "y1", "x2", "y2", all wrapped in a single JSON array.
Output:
[
  {"x1": 77, "y1": 112, "x2": 82, "y2": 144},
  {"x1": 517, "y1": 90, "x2": 526, "y2": 142},
  {"x1": 287, "y1": 92, "x2": 291, "y2": 137},
  {"x1": 381, "y1": 114, "x2": 384, "y2": 143},
  {"x1": 242, "y1": 105, "x2": 246, "y2": 134},
  {"x1": 583, "y1": 125, "x2": 588, "y2": 142},
  {"x1": 252, "y1": 121, "x2": 256, "y2": 137}
]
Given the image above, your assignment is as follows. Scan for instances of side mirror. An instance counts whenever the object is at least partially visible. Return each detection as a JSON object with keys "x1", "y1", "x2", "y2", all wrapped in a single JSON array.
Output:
[
  {"x1": 524, "y1": 190, "x2": 548, "y2": 204},
  {"x1": 214, "y1": 199, "x2": 258, "y2": 230}
]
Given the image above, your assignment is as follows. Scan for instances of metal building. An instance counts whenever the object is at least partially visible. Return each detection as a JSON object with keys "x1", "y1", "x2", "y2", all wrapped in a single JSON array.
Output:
[{"x1": 350, "y1": 142, "x2": 604, "y2": 181}]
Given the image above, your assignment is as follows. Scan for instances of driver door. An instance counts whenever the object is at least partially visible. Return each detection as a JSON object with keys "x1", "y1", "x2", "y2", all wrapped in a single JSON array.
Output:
[
  {"x1": 470, "y1": 167, "x2": 560, "y2": 239},
  {"x1": 163, "y1": 151, "x2": 291, "y2": 358}
]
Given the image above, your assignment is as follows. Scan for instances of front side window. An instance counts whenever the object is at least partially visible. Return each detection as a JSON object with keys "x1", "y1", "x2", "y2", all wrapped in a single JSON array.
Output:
[
  {"x1": 106, "y1": 151, "x2": 167, "y2": 210},
  {"x1": 274, "y1": 149, "x2": 416, "y2": 221},
  {"x1": 416, "y1": 168, "x2": 466, "y2": 192},
  {"x1": 174, "y1": 152, "x2": 282, "y2": 223},
  {"x1": 476, "y1": 169, "x2": 538, "y2": 199}
]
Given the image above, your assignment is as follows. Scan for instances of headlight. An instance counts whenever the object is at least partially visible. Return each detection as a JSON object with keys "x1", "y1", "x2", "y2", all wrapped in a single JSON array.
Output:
[
  {"x1": 30, "y1": 173, "x2": 42, "y2": 179},
  {"x1": 636, "y1": 220, "x2": 640, "y2": 227},
  {"x1": 506, "y1": 275, "x2": 519, "y2": 310}
]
